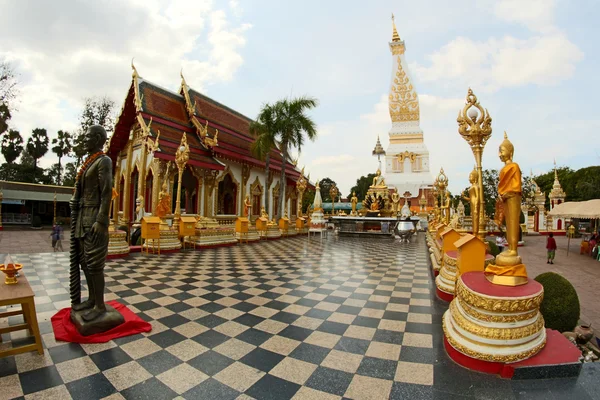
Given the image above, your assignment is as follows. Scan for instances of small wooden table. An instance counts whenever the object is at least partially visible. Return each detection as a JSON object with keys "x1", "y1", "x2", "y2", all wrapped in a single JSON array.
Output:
[{"x1": 0, "y1": 274, "x2": 44, "y2": 357}]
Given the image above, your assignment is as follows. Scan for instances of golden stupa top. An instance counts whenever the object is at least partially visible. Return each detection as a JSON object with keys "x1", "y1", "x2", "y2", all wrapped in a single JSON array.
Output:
[
  {"x1": 549, "y1": 160, "x2": 566, "y2": 199},
  {"x1": 372, "y1": 136, "x2": 386, "y2": 156},
  {"x1": 391, "y1": 14, "x2": 401, "y2": 42}
]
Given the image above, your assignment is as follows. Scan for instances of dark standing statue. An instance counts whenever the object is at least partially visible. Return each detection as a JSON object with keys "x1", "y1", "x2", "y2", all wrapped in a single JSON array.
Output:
[{"x1": 70, "y1": 125, "x2": 124, "y2": 335}]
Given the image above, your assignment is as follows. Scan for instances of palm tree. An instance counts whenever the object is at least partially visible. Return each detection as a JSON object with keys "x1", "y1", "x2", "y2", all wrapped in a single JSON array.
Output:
[
  {"x1": 250, "y1": 103, "x2": 278, "y2": 217},
  {"x1": 274, "y1": 96, "x2": 318, "y2": 219},
  {"x1": 51, "y1": 130, "x2": 72, "y2": 185},
  {"x1": 26, "y1": 128, "x2": 49, "y2": 182},
  {"x1": 1, "y1": 129, "x2": 23, "y2": 164}
]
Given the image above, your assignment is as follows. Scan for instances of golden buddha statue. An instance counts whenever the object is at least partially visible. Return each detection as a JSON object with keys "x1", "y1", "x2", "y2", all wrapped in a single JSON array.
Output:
[
  {"x1": 371, "y1": 169, "x2": 386, "y2": 188},
  {"x1": 391, "y1": 192, "x2": 400, "y2": 214},
  {"x1": 243, "y1": 195, "x2": 251, "y2": 217},
  {"x1": 260, "y1": 207, "x2": 268, "y2": 219},
  {"x1": 462, "y1": 168, "x2": 480, "y2": 236},
  {"x1": 350, "y1": 192, "x2": 358, "y2": 215},
  {"x1": 156, "y1": 181, "x2": 171, "y2": 220},
  {"x1": 485, "y1": 132, "x2": 528, "y2": 286}
]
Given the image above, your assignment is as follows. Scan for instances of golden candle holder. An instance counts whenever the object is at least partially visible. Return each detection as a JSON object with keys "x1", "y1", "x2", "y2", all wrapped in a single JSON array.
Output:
[{"x1": 0, "y1": 263, "x2": 23, "y2": 285}]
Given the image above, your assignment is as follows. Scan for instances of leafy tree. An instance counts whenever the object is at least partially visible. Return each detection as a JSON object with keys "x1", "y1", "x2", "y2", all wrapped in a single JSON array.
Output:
[
  {"x1": 51, "y1": 130, "x2": 72, "y2": 185},
  {"x1": 1, "y1": 129, "x2": 23, "y2": 163},
  {"x1": 250, "y1": 103, "x2": 278, "y2": 216},
  {"x1": 0, "y1": 61, "x2": 18, "y2": 136},
  {"x1": 273, "y1": 96, "x2": 318, "y2": 219},
  {"x1": 63, "y1": 162, "x2": 77, "y2": 187},
  {"x1": 26, "y1": 128, "x2": 49, "y2": 182},
  {"x1": 319, "y1": 177, "x2": 337, "y2": 202},
  {"x1": 348, "y1": 173, "x2": 377, "y2": 201},
  {"x1": 302, "y1": 189, "x2": 315, "y2": 214},
  {"x1": 45, "y1": 163, "x2": 62, "y2": 185},
  {"x1": 73, "y1": 96, "x2": 115, "y2": 166}
]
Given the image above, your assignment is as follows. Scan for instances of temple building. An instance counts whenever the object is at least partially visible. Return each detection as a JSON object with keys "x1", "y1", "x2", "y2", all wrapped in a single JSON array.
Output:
[
  {"x1": 382, "y1": 16, "x2": 433, "y2": 209},
  {"x1": 106, "y1": 64, "x2": 306, "y2": 230},
  {"x1": 548, "y1": 163, "x2": 566, "y2": 230}
]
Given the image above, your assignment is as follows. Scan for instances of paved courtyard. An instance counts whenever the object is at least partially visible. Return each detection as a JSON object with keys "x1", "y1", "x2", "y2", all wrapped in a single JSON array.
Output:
[{"x1": 0, "y1": 232, "x2": 598, "y2": 399}]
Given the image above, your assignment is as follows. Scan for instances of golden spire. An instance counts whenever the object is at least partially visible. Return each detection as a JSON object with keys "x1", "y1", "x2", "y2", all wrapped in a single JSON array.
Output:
[{"x1": 391, "y1": 14, "x2": 401, "y2": 42}]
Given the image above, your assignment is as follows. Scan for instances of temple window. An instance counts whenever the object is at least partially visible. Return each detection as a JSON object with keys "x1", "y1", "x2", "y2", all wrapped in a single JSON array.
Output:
[
  {"x1": 119, "y1": 176, "x2": 125, "y2": 212},
  {"x1": 129, "y1": 167, "x2": 139, "y2": 219}
]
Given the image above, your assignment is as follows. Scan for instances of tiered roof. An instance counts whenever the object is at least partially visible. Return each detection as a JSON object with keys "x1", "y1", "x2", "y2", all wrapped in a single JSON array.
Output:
[{"x1": 108, "y1": 67, "x2": 303, "y2": 183}]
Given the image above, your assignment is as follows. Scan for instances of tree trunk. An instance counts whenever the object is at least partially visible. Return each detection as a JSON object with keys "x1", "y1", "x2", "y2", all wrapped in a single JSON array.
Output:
[
  {"x1": 279, "y1": 148, "x2": 287, "y2": 220},
  {"x1": 265, "y1": 153, "x2": 270, "y2": 217},
  {"x1": 58, "y1": 156, "x2": 62, "y2": 185}
]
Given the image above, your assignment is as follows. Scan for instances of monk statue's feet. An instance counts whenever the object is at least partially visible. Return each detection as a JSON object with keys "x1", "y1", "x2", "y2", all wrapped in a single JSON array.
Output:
[
  {"x1": 82, "y1": 306, "x2": 107, "y2": 322},
  {"x1": 72, "y1": 299, "x2": 94, "y2": 312}
]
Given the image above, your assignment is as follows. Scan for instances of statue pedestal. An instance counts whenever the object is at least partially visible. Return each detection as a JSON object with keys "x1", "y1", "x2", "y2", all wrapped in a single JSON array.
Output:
[
  {"x1": 443, "y1": 272, "x2": 546, "y2": 368},
  {"x1": 107, "y1": 230, "x2": 129, "y2": 259},
  {"x1": 436, "y1": 251, "x2": 495, "y2": 302},
  {"x1": 70, "y1": 304, "x2": 125, "y2": 337},
  {"x1": 143, "y1": 229, "x2": 181, "y2": 253}
]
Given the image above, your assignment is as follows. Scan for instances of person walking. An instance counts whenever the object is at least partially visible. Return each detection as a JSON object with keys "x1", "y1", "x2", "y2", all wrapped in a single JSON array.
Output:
[
  {"x1": 546, "y1": 232, "x2": 557, "y2": 264},
  {"x1": 51, "y1": 223, "x2": 64, "y2": 252}
]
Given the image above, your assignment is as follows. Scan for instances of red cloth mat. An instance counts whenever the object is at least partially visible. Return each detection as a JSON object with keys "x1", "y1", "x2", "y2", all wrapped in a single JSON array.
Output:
[{"x1": 51, "y1": 300, "x2": 152, "y2": 344}]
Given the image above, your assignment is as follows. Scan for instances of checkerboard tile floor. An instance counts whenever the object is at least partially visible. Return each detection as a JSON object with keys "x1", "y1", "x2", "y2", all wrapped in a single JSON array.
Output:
[{"x1": 4, "y1": 233, "x2": 595, "y2": 399}]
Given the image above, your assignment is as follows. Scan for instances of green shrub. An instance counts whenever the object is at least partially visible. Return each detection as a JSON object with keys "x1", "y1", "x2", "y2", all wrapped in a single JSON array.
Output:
[
  {"x1": 534, "y1": 272, "x2": 580, "y2": 332},
  {"x1": 486, "y1": 240, "x2": 500, "y2": 257}
]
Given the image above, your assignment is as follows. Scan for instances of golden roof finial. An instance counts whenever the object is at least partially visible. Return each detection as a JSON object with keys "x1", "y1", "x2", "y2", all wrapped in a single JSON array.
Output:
[
  {"x1": 131, "y1": 58, "x2": 139, "y2": 78},
  {"x1": 391, "y1": 13, "x2": 401, "y2": 42}
]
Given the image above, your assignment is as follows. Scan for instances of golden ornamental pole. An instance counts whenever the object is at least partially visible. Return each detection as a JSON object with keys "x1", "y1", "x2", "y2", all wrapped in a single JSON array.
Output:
[
  {"x1": 174, "y1": 133, "x2": 190, "y2": 230},
  {"x1": 457, "y1": 88, "x2": 492, "y2": 241},
  {"x1": 329, "y1": 185, "x2": 338, "y2": 215},
  {"x1": 53, "y1": 192, "x2": 57, "y2": 225}
]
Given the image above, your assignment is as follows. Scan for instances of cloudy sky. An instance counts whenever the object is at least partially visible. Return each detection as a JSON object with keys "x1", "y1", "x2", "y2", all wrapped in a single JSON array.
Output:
[{"x1": 1, "y1": 0, "x2": 598, "y2": 195}]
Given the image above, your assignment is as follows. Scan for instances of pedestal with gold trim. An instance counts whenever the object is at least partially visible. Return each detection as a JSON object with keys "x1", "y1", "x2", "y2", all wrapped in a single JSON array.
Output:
[
  {"x1": 107, "y1": 230, "x2": 130, "y2": 259},
  {"x1": 443, "y1": 272, "x2": 546, "y2": 370}
]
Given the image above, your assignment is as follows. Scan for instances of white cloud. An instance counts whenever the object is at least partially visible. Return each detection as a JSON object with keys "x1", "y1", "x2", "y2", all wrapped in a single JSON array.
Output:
[
  {"x1": 494, "y1": 0, "x2": 557, "y2": 33},
  {"x1": 413, "y1": 0, "x2": 582, "y2": 93},
  {"x1": 0, "y1": 0, "x2": 251, "y2": 154}
]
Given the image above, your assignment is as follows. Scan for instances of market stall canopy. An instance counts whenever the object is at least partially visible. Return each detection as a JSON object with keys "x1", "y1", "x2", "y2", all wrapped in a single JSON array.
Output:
[{"x1": 547, "y1": 200, "x2": 600, "y2": 219}]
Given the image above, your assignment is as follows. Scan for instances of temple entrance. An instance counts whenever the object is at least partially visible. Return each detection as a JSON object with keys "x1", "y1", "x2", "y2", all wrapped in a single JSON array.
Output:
[
  {"x1": 119, "y1": 175, "x2": 125, "y2": 215},
  {"x1": 217, "y1": 173, "x2": 237, "y2": 215},
  {"x1": 172, "y1": 167, "x2": 199, "y2": 214},
  {"x1": 145, "y1": 169, "x2": 153, "y2": 212},
  {"x1": 557, "y1": 219, "x2": 562, "y2": 230},
  {"x1": 129, "y1": 167, "x2": 139, "y2": 220}
]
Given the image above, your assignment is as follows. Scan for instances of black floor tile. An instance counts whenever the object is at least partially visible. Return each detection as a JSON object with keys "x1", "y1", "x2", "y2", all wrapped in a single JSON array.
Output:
[
  {"x1": 121, "y1": 377, "x2": 178, "y2": 400},
  {"x1": 239, "y1": 347, "x2": 284, "y2": 372},
  {"x1": 334, "y1": 337, "x2": 370, "y2": 355},
  {"x1": 0, "y1": 355, "x2": 17, "y2": 378},
  {"x1": 305, "y1": 366, "x2": 354, "y2": 396},
  {"x1": 271, "y1": 311, "x2": 300, "y2": 324},
  {"x1": 356, "y1": 356, "x2": 397, "y2": 380},
  {"x1": 182, "y1": 378, "x2": 240, "y2": 400},
  {"x1": 317, "y1": 321, "x2": 348, "y2": 336},
  {"x1": 197, "y1": 314, "x2": 228, "y2": 329},
  {"x1": 390, "y1": 382, "x2": 433, "y2": 400},
  {"x1": 19, "y1": 365, "x2": 63, "y2": 395},
  {"x1": 47, "y1": 343, "x2": 87, "y2": 364},
  {"x1": 66, "y1": 372, "x2": 117, "y2": 400},
  {"x1": 137, "y1": 350, "x2": 182, "y2": 376},
  {"x1": 289, "y1": 343, "x2": 331, "y2": 364},
  {"x1": 236, "y1": 328, "x2": 273, "y2": 346},
  {"x1": 399, "y1": 346, "x2": 435, "y2": 364},
  {"x1": 188, "y1": 350, "x2": 234, "y2": 375},
  {"x1": 147, "y1": 330, "x2": 186, "y2": 348},
  {"x1": 352, "y1": 316, "x2": 381, "y2": 328},
  {"x1": 278, "y1": 325, "x2": 313, "y2": 342},
  {"x1": 90, "y1": 347, "x2": 134, "y2": 371},
  {"x1": 233, "y1": 313, "x2": 265, "y2": 327},
  {"x1": 246, "y1": 374, "x2": 301, "y2": 400},
  {"x1": 372, "y1": 329, "x2": 403, "y2": 345},
  {"x1": 157, "y1": 314, "x2": 190, "y2": 328}
]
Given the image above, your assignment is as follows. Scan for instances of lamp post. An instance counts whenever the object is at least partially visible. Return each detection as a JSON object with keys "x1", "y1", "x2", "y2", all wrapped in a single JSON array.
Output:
[
  {"x1": 329, "y1": 185, "x2": 338, "y2": 215},
  {"x1": 53, "y1": 192, "x2": 57, "y2": 226},
  {"x1": 174, "y1": 133, "x2": 190, "y2": 230},
  {"x1": 457, "y1": 88, "x2": 492, "y2": 241}
]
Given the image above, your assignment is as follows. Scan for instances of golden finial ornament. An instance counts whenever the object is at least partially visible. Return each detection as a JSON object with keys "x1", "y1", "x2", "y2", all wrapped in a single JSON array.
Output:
[
  {"x1": 457, "y1": 88, "x2": 493, "y2": 240},
  {"x1": 131, "y1": 58, "x2": 138, "y2": 78},
  {"x1": 391, "y1": 13, "x2": 401, "y2": 42}
]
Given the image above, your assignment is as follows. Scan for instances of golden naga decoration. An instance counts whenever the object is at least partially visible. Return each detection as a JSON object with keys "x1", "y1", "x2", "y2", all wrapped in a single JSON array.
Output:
[
  {"x1": 204, "y1": 128, "x2": 218, "y2": 148},
  {"x1": 176, "y1": 133, "x2": 190, "y2": 167},
  {"x1": 457, "y1": 88, "x2": 492, "y2": 240},
  {"x1": 485, "y1": 132, "x2": 528, "y2": 286},
  {"x1": 389, "y1": 58, "x2": 419, "y2": 122},
  {"x1": 131, "y1": 58, "x2": 144, "y2": 112}
]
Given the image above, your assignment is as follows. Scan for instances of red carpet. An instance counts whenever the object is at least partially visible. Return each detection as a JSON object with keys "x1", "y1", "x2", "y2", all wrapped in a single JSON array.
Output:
[{"x1": 51, "y1": 301, "x2": 152, "y2": 344}]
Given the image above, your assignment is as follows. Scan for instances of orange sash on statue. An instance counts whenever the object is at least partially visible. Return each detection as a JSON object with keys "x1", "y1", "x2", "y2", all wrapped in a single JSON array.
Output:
[{"x1": 498, "y1": 162, "x2": 522, "y2": 196}]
